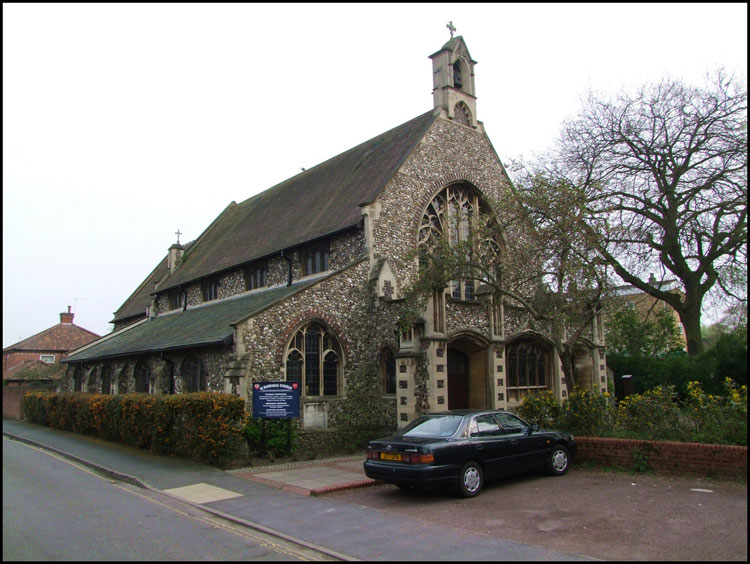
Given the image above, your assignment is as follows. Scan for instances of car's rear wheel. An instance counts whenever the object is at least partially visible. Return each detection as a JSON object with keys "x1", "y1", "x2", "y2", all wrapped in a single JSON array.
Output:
[
  {"x1": 457, "y1": 461, "x2": 483, "y2": 498},
  {"x1": 547, "y1": 444, "x2": 570, "y2": 476}
]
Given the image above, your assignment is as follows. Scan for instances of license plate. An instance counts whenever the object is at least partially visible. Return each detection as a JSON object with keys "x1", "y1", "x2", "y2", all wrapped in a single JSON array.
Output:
[{"x1": 379, "y1": 452, "x2": 403, "y2": 461}]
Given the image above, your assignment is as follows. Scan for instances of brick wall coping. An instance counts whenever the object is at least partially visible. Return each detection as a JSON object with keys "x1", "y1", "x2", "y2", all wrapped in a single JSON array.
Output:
[{"x1": 574, "y1": 436, "x2": 747, "y2": 479}]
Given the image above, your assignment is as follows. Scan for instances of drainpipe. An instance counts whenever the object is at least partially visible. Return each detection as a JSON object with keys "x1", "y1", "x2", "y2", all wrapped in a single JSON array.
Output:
[{"x1": 280, "y1": 250, "x2": 293, "y2": 286}]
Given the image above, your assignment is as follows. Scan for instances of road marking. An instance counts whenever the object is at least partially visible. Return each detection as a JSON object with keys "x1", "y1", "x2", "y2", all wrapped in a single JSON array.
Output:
[
  {"x1": 690, "y1": 488, "x2": 713, "y2": 493},
  {"x1": 163, "y1": 482, "x2": 242, "y2": 504}
]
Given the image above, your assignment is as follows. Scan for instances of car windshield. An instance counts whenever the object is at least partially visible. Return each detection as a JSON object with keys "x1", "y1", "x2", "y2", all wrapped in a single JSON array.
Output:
[{"x1": 397, "y1": 415, "x2": 464, "y2": 437}]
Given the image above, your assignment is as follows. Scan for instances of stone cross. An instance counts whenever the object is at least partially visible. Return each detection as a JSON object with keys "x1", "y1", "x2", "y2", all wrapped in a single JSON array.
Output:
[
  {"x1": 175, "y1": 229, "x2": 182, "y2": 244},
  {"x1": 447, "y1": 21, "x2": 456, "y2": 38}
]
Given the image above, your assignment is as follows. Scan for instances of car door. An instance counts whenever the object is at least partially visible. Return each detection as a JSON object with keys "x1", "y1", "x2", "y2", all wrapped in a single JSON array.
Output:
[
  {"x1": 467, "y1": 413, "x2": 512, "y2": 478},
  {"x1": 494, "y1": 412, "x2": 548, "y2": 471}
]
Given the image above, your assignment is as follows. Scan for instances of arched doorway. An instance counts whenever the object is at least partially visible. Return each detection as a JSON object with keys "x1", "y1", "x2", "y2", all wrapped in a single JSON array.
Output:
[
  {"x1": 447, "y1": 349, "x2": 469, "y2": 409},
  {"x1": 447, "y1": 334, "x2": 489, "y2": 410}
]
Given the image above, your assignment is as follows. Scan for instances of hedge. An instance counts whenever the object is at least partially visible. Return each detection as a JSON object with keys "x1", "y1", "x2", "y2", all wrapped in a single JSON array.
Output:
[{"x1": 22, "y1": 391, "x2": 245, "y2": 467}]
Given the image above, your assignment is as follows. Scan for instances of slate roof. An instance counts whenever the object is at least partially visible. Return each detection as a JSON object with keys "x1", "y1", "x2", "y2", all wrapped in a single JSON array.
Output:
[
  {"x1": 107, "y1": 109, "x2": 437, "y2": 337},
  {"x1": 3, "y1": 321, "x2": 100, "y2": 354},
  {"x1": 64, "y1": 278, "x2": 319, "y2": 363},
  {"x1": 156, "y1": 109, "x2": 437, "y2": 293}
]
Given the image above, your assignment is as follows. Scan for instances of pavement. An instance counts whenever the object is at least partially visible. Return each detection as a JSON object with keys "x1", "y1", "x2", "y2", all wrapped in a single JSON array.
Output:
[{"x1": 3, "y1": 419, "x2": 589, "y2": 561}]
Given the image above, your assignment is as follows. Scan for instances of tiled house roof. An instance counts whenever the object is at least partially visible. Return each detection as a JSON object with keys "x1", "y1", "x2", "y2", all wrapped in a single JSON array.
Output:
[
  {"x1": 3, "y1": 321, "x2": 100, "y2": 354},
  {"x1": 65, "y1": 278, "x2": 319, "y2": 363}
]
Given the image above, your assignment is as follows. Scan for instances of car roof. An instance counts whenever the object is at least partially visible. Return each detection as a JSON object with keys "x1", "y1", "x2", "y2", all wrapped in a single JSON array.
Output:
[{"x1": 422, "y1": 409, "x2": 510, "y2": 417}]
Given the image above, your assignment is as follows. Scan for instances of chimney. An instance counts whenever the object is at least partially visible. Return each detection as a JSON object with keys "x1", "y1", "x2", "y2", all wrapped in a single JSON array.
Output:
[
  {"x1": 168, "y1": 243, "x2": 185, "y2": 274},
  {"x1": 60, "y1": 306, "x2": 74, "y2": 324}
]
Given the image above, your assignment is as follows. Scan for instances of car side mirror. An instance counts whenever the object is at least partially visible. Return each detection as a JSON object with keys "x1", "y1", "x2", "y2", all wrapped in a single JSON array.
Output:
[{"x1": 531, "y1": 423, "x2": 540, "y2": 433}]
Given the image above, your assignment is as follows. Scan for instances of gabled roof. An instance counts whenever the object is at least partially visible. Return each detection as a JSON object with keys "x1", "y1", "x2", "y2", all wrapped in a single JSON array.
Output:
[
  {"x1": 64, "y1": 278, "x2": 319, "y2": 363},
  {"x1": 108, "y1": 109, "x2": 437, "y2": 327},
  {"x1": 156, "y1": 109, "x2": 438, "y2": 293},
  {"x1": 2, "y1": 321, "x2": 100, "y2": 354},
  {"x1": 111, "y1": 254, "x2": 169, "y2": 324}
]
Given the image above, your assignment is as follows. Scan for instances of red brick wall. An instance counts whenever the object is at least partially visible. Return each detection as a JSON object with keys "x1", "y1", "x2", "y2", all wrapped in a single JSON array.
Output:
[
  {"x1": 575, "y1": 437, "x2": 747, "y2": 479},
  {"x1": 4, "y1": 351, "x2": 61, "y2": 374}
]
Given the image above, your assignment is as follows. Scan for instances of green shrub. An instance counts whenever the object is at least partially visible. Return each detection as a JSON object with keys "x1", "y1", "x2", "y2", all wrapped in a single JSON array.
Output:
[{"x1": 244, "y1": 417, "x2": 299, "y2": 458}]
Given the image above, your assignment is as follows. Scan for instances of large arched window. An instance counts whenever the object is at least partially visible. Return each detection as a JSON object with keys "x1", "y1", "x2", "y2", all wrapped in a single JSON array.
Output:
[
  {"x1": 181, "y1": 356, "x2": 207, "y2": 393},
  {"x1": 285, "y1": 322, "x2": 342, "y2": 397},
  {"x1": 418, "y1": 183, "x2": 499, "y2": 301},
  {"x1": 101, "y1": 365, "x2": 113, "y2": 395},
  {"x1": 134, "y1": 360, "x2": 150, "y2": 393}
]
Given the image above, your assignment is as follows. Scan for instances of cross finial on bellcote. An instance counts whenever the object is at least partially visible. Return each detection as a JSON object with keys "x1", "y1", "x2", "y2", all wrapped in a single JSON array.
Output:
[
  {"x1": 447, "y1": 21, "x2": 456, "y2": 38},
  {"x1": 175, "y1": 229, "x2": 182, "y2": 244}
]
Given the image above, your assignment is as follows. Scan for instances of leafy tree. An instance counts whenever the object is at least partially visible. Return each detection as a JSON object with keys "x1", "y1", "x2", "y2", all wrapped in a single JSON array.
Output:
[
  {"x1": 605, "y1": 306, "x2": 684, "y2": 357},
  {"x1": 553, "y1": 71, "x2": 747, "y2": 355}
]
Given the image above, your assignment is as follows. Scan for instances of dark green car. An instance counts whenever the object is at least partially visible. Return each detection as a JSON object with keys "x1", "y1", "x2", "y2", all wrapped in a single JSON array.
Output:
[{"x1": 364, "y1": 410, "x2": 576, "y2": 498}]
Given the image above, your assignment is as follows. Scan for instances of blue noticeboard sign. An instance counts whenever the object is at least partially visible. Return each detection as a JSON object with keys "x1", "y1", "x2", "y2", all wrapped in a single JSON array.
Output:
[{"x1": 252, "y1": 381, "x2": 300, "y2": 419}]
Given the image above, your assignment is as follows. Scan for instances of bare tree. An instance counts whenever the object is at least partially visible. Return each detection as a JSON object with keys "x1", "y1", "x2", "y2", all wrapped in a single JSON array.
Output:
[{"x1": 555, "y1": 71, "x2": 747, "y2": 355}]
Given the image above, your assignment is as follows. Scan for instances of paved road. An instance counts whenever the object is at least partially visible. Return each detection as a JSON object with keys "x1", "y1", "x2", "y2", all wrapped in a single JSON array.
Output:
[
  {"x1": 4, "y1": 420, "x2": 584, "y2": 561},
  {"x1": 3, "y1": 439, "x2": 332, "y2": 561},
  {"x1": 325, "y1": 466, "x2": 748, "y2": 561}
]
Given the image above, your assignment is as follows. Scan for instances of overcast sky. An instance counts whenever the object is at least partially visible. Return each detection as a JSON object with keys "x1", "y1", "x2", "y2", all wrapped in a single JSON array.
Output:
[{"x1": 3, "y1": 3, "x2": 747, "y2": 347}]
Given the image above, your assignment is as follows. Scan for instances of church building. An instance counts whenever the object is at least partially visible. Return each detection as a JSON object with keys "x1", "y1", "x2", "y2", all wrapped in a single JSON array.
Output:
[{"x1": 62, "y1": 34, "x2": 608, "y2": 439}]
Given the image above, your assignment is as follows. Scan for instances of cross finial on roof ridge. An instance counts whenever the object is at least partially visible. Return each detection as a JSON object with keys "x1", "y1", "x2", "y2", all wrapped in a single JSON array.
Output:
[
  {"x1": 175, "y1": 229, "x2": 182, "y2": 244},
  {"x1": 447, "y1": 21, "x2": 456, "y2": 38}
]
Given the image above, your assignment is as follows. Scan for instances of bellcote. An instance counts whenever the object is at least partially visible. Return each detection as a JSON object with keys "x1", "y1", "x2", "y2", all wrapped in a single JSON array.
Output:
[{"x1": 429, "y1": 35, "x2": 478, "y2": 128}]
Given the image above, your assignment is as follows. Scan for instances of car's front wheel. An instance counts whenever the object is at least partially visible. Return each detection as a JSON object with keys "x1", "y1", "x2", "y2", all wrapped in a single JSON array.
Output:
[
  {"x1": 457, "y1": 461, "x2": 483, "y2": 498},
  {"x1": 547, "y1": 444, "x2": 570, "y2": 476}
]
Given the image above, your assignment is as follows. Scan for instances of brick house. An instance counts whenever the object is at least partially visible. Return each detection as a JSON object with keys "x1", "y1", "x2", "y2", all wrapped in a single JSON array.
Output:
[
  {"x1": 61, "y1": 36, "x2": 607, "y2": 438},
  {"x1": 3, "y1": 307, "x2": 100, "y2": 379},
  {"x1": 3, "y1": 307, "x2": 100, "y2": 418},
  {"x1": 607, "y1": 273, "x2": 687, "y2": 350}
]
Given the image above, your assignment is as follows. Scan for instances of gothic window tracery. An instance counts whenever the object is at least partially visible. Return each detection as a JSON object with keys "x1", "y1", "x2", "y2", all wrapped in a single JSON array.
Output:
[
  {"x1": 454, "y1": 102, "x2": 471, "y2": 126},
  {"x1": 506, "y1": 340, "x2": 550, "y2": 403},
  {"x1": 285, "y1": 321, "x2": 342, "y2": 397},
  {"x1": 418, "y1": 183, "x2": 498, "y2": 301}
]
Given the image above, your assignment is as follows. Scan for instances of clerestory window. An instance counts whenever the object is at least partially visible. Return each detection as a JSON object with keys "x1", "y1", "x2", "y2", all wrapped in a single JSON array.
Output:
[
  {"x1": 244, "y1": 262, "x2": 267, "y2": 291},
  {"x1": 202, "y1": 277, "x2": 219, "y2": 302},
  {"x1": 302, "y1": 242, "x2": 330, "y2": 276}
]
